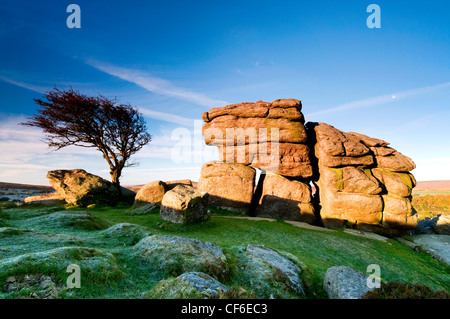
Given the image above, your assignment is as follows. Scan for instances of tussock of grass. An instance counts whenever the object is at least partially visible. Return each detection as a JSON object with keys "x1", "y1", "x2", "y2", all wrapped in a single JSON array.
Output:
[
  {"x1": 363, "y1": 281, "x2": 450, "y2": 299},
  {"x1": 17, "y1": 211, "x2": 110, "y2": 231},
  {"x1": 99, "y1": 223, "x2": 152, "y2": 246},
  {"x1": 0, "y1": 246, "x2": 123, "y2": 285},
  {"x1": 412, "y1": 194, "x2": 450, "y2": 218},
  {"x1": 0, "y1": 227, "x2": 30, "y2": 238}
]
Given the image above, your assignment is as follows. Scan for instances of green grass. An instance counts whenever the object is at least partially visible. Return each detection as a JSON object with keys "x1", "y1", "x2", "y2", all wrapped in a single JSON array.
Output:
[{"x1": 0, "y1": 203, "x2": 448, "y2": 299}]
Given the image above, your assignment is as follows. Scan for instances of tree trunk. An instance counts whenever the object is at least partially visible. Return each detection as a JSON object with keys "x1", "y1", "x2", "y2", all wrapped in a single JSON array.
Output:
[{"x1": 110, "y1": 168, "x2": 122, "y2": 196}]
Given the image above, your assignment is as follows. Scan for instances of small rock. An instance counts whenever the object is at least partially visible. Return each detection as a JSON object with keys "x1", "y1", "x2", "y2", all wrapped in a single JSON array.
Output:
[
  {"x1": 133, "y1": 181, "x2": 167, "y2": 207},
  {"x1": 433, "y1": 214, "x2": 450, "y2": 235},
  {"x1": 6, "y1": 276, "x2": 16, "y2": 283},
  {"x1": 128, "y1": 203, "x2": 158, "y2": 215},
  {"x1": 160, "y1": 185, "x2": 209, "y2": 225},
  {"x1": 323, "y1": 266, "x2": 374, "y2": 299},
  {"x1": 411, "y1": 234, "x2": 450, "y2": 265},
  {"x1": 246, "y1": 244, "x2": 305, "y2": 295},
  {"x1": 179, "y1": 272, "x2": 229, "y2": 297}
]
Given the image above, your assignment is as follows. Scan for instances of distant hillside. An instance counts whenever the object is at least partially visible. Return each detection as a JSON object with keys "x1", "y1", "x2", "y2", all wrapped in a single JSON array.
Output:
[
  {"x1": 0, "y1": 182, "x2": 53, "y2": 191},
  {"x1": 415, "y1": 180, "x2": 450, "y2": 190}
]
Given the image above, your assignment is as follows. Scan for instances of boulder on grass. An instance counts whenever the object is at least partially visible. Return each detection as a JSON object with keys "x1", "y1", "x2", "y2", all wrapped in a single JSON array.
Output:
[
  {"x1": 133, "y1": 180, "x2": 167, "y2": 208},
  {"x1": 148, "y1": 272, "x2": 229, "y2": 299},
  {"x1": 133, "y1": 235, "x2": 227, "y2": 278},
  {"x1": 160, "y1": 185, "x2": 209, "y2": 225},
  {"x1": 198, "y1": 161, "x2": 255, "y2": 213},
  {"x1": 323, "y1": 266, "x2": 375, "y2": 299},
  {"x1": 246, "y1": 244, "x2": 305, "y2": 296},
  {"x1": 256, "y1": 173, "x2": 315, "y2": 223},
  {"x1": 46, "y1": 169, "x2": 120, "y2": 207}
]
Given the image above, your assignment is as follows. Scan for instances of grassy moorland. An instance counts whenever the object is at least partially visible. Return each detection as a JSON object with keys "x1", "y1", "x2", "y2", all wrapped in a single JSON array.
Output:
[
  {"x1": 0, "y1": 202, "x2": 448, "y2": 299},
  {"x1": 412, "y1": 191, "x2": 450, "y2": 219}
]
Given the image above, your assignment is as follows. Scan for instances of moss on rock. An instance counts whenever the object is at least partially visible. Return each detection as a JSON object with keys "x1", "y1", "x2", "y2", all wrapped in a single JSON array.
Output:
[
  {"x1": 100, "y1": 223, "x2": 152, "y2": 246},
  {"x1": 148, "y1": 272, "x2": 229, "y2": 299},
  {"x1": 133, "y1": 235, "x2": 228, "y2": 279}
]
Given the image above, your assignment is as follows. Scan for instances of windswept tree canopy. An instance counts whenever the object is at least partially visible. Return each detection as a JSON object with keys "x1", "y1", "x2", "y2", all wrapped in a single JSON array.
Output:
[{"x1": 21, "y1": 88, "x2": 151, "y2": 190}]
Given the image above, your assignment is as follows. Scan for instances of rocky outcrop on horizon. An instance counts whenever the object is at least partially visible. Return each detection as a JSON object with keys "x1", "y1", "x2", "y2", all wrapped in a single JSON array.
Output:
[{"x1": 200, "y1": 98, "x2": 418, "y2": 235}]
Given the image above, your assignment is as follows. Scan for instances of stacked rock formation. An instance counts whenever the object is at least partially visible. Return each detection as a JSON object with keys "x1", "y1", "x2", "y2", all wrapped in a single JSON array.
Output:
[
  {"x1": 307, "y1": 122, "x2": 417, "y2": 235},
  {"x1": 199, "y1": 98, "x2": 418, "y2": 235},
  {"x1": 200, "y1": 99, "x2": 315, "y2": 222},
  {"x1": 202, "y1": 99, "x2": 312, "y2": 178}
]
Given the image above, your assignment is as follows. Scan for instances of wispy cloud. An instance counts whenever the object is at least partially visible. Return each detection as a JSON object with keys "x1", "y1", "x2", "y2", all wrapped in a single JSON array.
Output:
[
  {"x1": 0, "y1": 72, "x2": 198, "y2": 127},
  {"x1": 0, "y1": 75, "x2": 49, "y2": 94},
  {"x1": 140, "y1": 108, "x2": 196, "y2": 127},
  {"x1": 86, "y1": 59, "x2": 229, "y2": 107},
  {"x1": 306, "y1": 81, "x2": 450, "y2": 117}
]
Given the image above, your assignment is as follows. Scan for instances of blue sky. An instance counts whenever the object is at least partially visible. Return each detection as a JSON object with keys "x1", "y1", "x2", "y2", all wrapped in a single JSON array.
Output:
[{"x1": 0, "y1": 0, "x2": 449, "y2": 185}]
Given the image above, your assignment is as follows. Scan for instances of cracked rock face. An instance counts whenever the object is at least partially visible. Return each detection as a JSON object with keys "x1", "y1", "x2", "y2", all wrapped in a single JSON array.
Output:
[{"x1": 308, "y1": 122, "x2": 417, "y2": 234}]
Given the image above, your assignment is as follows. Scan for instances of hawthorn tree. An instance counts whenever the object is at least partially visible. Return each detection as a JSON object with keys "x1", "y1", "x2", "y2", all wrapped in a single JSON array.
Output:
[{"x1": 21, "y1": 88, "x2": 151, "y2": 193}]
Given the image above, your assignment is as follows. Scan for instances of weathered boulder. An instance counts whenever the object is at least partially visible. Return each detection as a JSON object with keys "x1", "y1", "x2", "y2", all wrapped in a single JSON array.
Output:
[
  {"x1": 256, "y1": 173, "x2": 315, "y2": 223},
  {"x1": 160, "y1": 185, "x2": 209, "y2": 224},
  {"x1": 323, "y1": 266, "x2": 375, "y2": 299},
  {"x1": 149, "y1": 272, "x2": 229, "y2": 299},
  {"x1": 133, "y1": 180, "x2": 167, "y2": 207},
  {"x1": 46, "y1": 169, "x2": 120, "y2": 207},
  {"x1": 133, "y1": 235, "x2": 228, "y2": 278},
  {"x1": 433, "y1": 214, "x2": 450, "y2": 235},
  {"x1": 246, "y1": 244, "x2": 305, "y2": 296},
  {"x1": 178, "y1": 272, "x2": 228, "y2": 296},
  {"x1": 198, "y1": 161, "x2": 255, "y2": 213}
]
